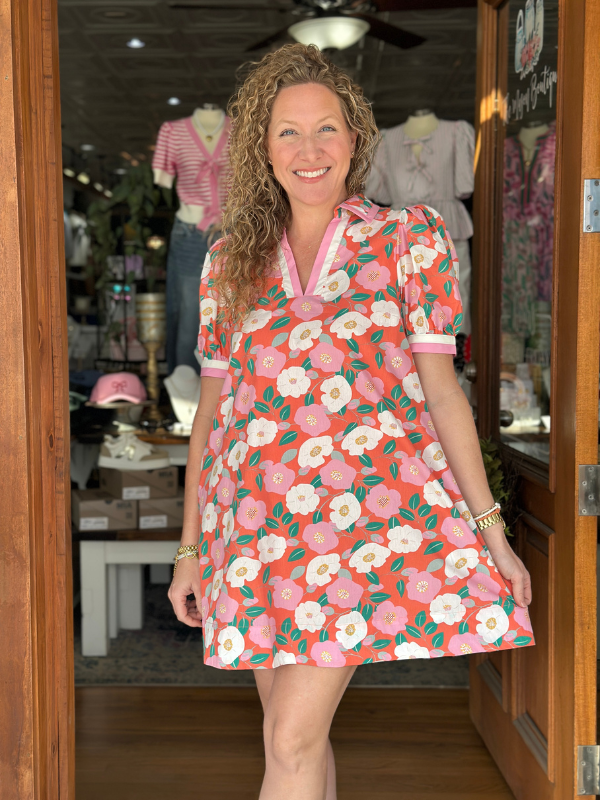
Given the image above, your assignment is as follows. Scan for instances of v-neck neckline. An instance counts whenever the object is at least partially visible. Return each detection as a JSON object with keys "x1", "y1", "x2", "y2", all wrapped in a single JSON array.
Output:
[{"x1": 185, "y1": 115, "x2": 229, "y2": 162}]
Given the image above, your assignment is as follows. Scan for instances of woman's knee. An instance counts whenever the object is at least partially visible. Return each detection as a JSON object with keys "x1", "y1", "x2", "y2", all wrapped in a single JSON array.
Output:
[{"x1": 263, "y1": 712, "x2": 327, "y2": 774}]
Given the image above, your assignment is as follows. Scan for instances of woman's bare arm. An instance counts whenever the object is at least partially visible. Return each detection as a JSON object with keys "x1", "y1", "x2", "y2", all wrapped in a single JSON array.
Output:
[{"x1": 413, "y1": 352, "x2": 532, "y2": 608}]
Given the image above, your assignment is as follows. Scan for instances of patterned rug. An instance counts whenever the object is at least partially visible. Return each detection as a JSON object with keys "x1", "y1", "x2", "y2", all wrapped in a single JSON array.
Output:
[{"x1": 74, "y1": 581, "x2": 470, "y2": 687}]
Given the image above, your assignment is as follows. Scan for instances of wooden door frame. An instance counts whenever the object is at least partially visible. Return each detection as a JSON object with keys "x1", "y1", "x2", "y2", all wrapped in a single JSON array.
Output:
[
  {"x1": 471, "y1": 0, "x2": 600, "y2": 796},
  {"x1": 0, "y1": 0, "x2": 74, "y2": 798}
]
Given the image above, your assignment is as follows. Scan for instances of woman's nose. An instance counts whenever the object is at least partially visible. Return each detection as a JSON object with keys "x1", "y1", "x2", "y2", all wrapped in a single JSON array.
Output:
[{"x1": 298, "y1": 134, "x2": 322, "y2": 161}]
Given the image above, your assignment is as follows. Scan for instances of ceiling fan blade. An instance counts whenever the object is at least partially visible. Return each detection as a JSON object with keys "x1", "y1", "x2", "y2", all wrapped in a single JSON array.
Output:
[
  {"x1": 372, "y1": 0, "x2": 477, "y2": 10},
  {"x1": 352, "y1": 14, "x2": 425, "y2": 48},
  {"x1": 245, "y1": 24, "x2": 293, "y2": 51}
]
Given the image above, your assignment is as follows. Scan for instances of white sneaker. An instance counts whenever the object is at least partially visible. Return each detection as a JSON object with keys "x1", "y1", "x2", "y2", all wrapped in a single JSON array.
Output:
[{"x1": 98, "y1": 432, "x2": 171, "y2": 471}]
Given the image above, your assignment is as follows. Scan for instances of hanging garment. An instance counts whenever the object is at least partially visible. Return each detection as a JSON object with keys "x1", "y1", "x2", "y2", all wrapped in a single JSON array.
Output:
[
  {"x1": 68, "y1": 211, "x2": 91, "y2": 267},
  {"x1": 501, "y1": 121, "x2": 556, "y2": 338},
  {"x1": 152, "y1": 115, "x2": 232, "y2": 231},
  {"x1": 196, "y1": 193, "x2": 535, "y2": 671}
]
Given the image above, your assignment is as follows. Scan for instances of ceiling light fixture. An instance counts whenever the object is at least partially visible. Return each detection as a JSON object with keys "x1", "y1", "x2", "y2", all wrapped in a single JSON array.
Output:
[
  {"x1": 76, "y1": 172, "x2": 90, "y2": 185},
  {"x1": 167, "y1": 97, "x2": 181, "y2": 106},
  {"x1": 63, "y1": 167, "x2": 75, "y2": 178},
  {"x1": 126, "y1": 37, "x2": 145, "y2": 49},
  {"x1": 80, "y1": 143, "x2": 95, "y2": 152},
  {"x1": 288, "y1": 17, "x2": 369, "y2": 51}
]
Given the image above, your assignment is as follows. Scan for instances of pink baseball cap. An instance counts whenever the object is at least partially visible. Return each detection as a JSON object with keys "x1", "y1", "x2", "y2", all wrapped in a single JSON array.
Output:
[{"x1": 90, "y1": 372, "x2": 147, "y2": 404}]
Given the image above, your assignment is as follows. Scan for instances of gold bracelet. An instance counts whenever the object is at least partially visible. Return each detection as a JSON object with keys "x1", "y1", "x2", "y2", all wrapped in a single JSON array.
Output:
[
  {"x1": 476, "y1": 512, "x2": 504, "y2": 532},
  {"x1": 473, "y1": 502, "x2": 501, "y2": 521},
  {"x1": 173, "y1": 545, "x2": 199, "y2": 575}
]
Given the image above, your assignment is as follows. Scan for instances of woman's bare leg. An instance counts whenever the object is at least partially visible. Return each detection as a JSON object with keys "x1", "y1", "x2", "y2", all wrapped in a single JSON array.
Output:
[{"x1": 254, "y1": 664, "x2": 355, "y2": 800}]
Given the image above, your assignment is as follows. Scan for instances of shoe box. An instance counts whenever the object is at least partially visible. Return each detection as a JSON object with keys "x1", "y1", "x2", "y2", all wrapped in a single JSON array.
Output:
[
  {"x1": 72, "y1": 489, "x2": 137, "y2": 531},
  {"x1": 138, "y1": 488, "x2": 185, "y2": 529},
  {"x1": 99, "y1": 466, "x2": 178, "y2": 500}
]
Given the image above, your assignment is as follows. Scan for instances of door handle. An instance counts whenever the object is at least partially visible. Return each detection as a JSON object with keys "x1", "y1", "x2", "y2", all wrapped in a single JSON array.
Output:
[
  {"x1": 500, "y1": 409, "x2": 514, "y2": 428},
  {"x1": 464, "y1": 362, "x2": 477, "y2": 383}
]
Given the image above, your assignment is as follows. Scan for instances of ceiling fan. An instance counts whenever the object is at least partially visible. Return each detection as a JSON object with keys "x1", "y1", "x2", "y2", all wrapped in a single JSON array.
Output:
[{"x1": 169, "y1": 0, "x2": 477, "y2": 52}]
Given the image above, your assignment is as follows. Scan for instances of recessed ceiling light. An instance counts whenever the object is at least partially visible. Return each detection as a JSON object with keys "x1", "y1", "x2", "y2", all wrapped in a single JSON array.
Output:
[
  {"x1": 93, "y1": 182, "x2": 104, "y2": 192},
  {"x1": 76, "y1": 172, "x2": 90, "y2": 184},
  {"x1": 167, "y1": 97, "x2": 181, "y2": 106},
  {"x1": 114, "y1": 168, "x2": 127, "y2": 175},
  {"x1": 80, "y1": 143, "x2": 95, "y2": 151},
  {"x1": 63, "y1": 167, "x2": 75, "y2": 178},
  {"x1": 127, "y1": 38, "x2": 145, "y2": 49}
]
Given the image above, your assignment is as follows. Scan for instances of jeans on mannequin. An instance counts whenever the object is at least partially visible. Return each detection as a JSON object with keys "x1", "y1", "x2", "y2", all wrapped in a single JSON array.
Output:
[{"x1": 166, "y1": 218, "x2": 210, "y2": 375}]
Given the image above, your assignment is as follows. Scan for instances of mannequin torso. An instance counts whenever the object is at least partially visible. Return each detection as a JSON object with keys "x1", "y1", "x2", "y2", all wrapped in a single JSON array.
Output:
[
  {"x1": 403, "y1": 111, "x2": 439, "y2": 160},
  {"x1": 517, "y1": 122, "x2": 550, "y2": 166}
]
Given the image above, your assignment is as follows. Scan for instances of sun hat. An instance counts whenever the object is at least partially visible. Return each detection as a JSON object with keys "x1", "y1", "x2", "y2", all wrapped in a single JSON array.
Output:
[{"x1": 90, "y1": 372, "x2": 147, "y2": 405}]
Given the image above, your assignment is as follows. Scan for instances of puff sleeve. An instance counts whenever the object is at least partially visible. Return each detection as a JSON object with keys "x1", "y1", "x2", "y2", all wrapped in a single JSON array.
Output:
[
  {"x1": 365, "y1": 130, "x2": 393, "y2": 206},
  {"x1": 198, "y1": 243, "x2": 231, "y2": 378},
  {"x1": 453, "y1": 120, "x2": 475, "y2": 200},
  {"x1": 398, "y1": 205, "x2": 463, "y2": 355},
  {"x1": 152, "y1": 122, "x2": 177, "y2": 188}
]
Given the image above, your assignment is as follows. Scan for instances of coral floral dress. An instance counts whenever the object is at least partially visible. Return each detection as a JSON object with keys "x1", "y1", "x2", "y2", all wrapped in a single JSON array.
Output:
[{"x1": 196, "y1": 193, "x2": 536, "y2": 670}]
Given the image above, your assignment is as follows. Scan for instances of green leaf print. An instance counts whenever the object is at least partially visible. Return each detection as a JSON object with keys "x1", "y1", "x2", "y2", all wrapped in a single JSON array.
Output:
[
  {"x1": 493, "y1": 637, "x2": 503, "y2": 646},
  {"x1": 234, "y1": 419, "x2": 246, "y2": 430},
  {"x1": 386, "y1": 285, "x2": 397, "y2": 299},
  {"x1": 351, "y1": 539, "x2": 367, "y2": 553},
  {"x1": 347, "y1": 339, "x2": 360, "y2": 354},
  {"x1": 357, "y1": 404, "x2": 374, "y2": 413},
  {"x1": 343, "y1": 421, "x2": 358, "y2": 435},
  {"x1": 272, "y1": 395, "x2": 284, "y2": 409},
  {"x1": 247, "y1": 410, "x2": 256, "y2": 423},
  {"x1": 375, "y1": 351, "x2": 384, "y2": 368},
  {"x1": 282, "y1": 512, "x2": 294, "y2": 525},
  {"x1": 359, "y1": 454, "x2": 373, "y2": 468},
  {"x1": 265, "y1": 518, "x2": 279, "y2": 529},
  {"x1": 352, "y1": 293, "x2": 371, "y2": 302},
  {"x1": 503, "y1": 596, "x2": 515, "y2": 615},
  {"x1": 255, "y1": 473, "x2": 263, "y2": 491},
  {"x1": 425, "y1": 514, "x2": 438, "y2": 530},
  {"x1": 310, "y1": 475, "x2": 322, "y2": 488},
  {"x1": 238, "y1": 617, "x2": 250, "y2": 635},
  {"x1": 287, "y1": 548, "x2": 306, "y2": 562},
  {"x1": 313, "y1": 510, "x2": 323, "y2": 523},
  {"x1": 200, "y1": 540, "x2": 208, "y2": 556},
  {"x1": 250, "y1": 653, "x2": 270, "y2": 665},
  {"x1": 376, "y1": 400, "x2": 386, "y2": 413},
  {"x1": 302, "y1": 357, "x2": 312, "y2": 369},
  {"x1": 408, "y1": 432, "x2": 422, "y2": 444},
  {"x1": 298, "y1": 639, "x2": 307, "y2": 654},
  {"x1": 362, "y1": 603, "x2": 373, "y2": 621},
  {"x1": 267, "y1": 590, "x2": 272, "y2": 606},
  {"x1": 370, "y1": 330, "x2": 383, "y2": 344},
  {"x1": 458, "y1": 621, "x2": 469, "y2": 634},
  {"x1": 244, "y1": 335, "x2": 253, "y2": 353},
  {"x1": 382, "y1": 222, "x2": 398, "y2": 236},
  {"x1": 431, "y1": 633, "x2": 444, "y2": 648},
  {"x1": 453, "y1": 313, "x2": 463, "y2": 327},
  {"x1": 275, "y1": 634, "x2": 287, "y2": 646},
  {"x1": 246, "y1": 606, "x2": 267, "y2": 617},
  {"x1": 372, "y1": 639, "x2": 392, "y2": 650},
  {"x1": 270, "y1": 316, "x2": 291, "y2": 330},
  {"x1": 263, "y1": 385, "x2": 274, "y2": 402},
  {"x1": 513, "y1": 636, "x2": 533, "y2": 646},
  {"x1": 396, "y1": 580, "x2": 405, "y2": 598},
  {"x1": 410, "y1": 224, "x2": 429, "y2": 234},
  {"x1": 357, "y1": 254, "x2": 378, "y2": 263},
  {"x1": 389, "y1": 516, "x2": 400, "y2": 529},
  {"x1": 437, "y1": 258, "x2": 451, "y2": 274},
  {"x1": 231, "y1": 657, "x2": 240, "y2": 668},
  {"x1": 288, "y1": 521, "x2": 300, "y2": 537},
  {"x1": 369, "y1": 592, "x2": 391, "y2": 604},
  {"x1": 273, "y1": 502, "x2": 283, "y2": 518},
  {"x1": 415, "y1": 611, "x2": 427, "y2": 627},
  {"x1": 389, "y1": 462, "x2": 399, "y2": 481},
  {"x1": 355, "y1": 485, "x2": 367, "y2": 503},
  {"x1": 237, "y1": 488, "x2": 252, "y2": 499},
  {"x1": 365, "y1": 522, "x2": 384, "y2": 531},
  {"x1": 426, "y1": 559, "x2": 444, "y2": 573},
  {"x1": 350, "y1": 359, "x2": 369, "y2": 370},
  {"x1": 450, "y1": 507, "x2": 461, "y2": 519},
  {"x1": 290, "y1": 628, "x2": 302, "y2": 641},
  {"x1": 212, "y1": 417, "x2": 219, "y2": 431},
  {"x1": 203, "y1": 455, "x2": 214, "y2": 472},
  {"x1": 391, "y1": 557, "x2": 405, "y2": 572},
  {"x1": 418, "y1": 504, "x2": 432, "y2": 517},
  {"x1": 240, "y1": 585, "x2": 254, "y2": 599},
  {"x1": 279, "y1": 405, "x2": 291, "y2": 420},
  {"x1": 424, "y1": 622, "x2": 438, "y2": 635},
  {"x1": 405, "y1": 625, "x2": 422, "y2": 638},
  {"x1": 281, "y1": 617, "x2": 292, "y2": 634},
  {"x1": 409, "y1": 493, "x2": 420, "y2": 510},
  {"x1": 423, "y1": 303, "x2": 432, "y2": 318},
  {"x1": 443, "y1": 280, "x2": 453, "y2": 298},
  {"x1": 374, "y1": 290, "x2": 386, "y2": 302},
  {"x1": 236, "y1": 535, "x2": 255, "y2": 545},
  {"x1": 395, "y1": 632, "x2": 407, "y2": 645},
  {"x1": 364, "y1": 475, "x2": 385, "y2": 486},
  {"x1": 202, "y1": 565, "x2": 213, "y2": 580},
  {"x1": 249, "y1": 450, "x2": 262, "y2": 467},
  {"x1": 383, "y1": 441, "x2": 395, "y2": 455},
  {"x1": 398, "y1": 396, "x2": 411, "y2": 408},
  {"x1": 254, "y1": 401, "x2": 270, "y2": 413},
  {"x1": 319, "y1": 629, "x2": 329, "y2": 642},
  {"x1": 230, "y1": 357, "x2": 241, "y2": 370},
  {"x1": 399, "y1": 508, "x2": 415, "y2": 521},
  {"x1": 384, "y1": 240, "x2": 394, "y2": 259},
  {"x1": 352, "y1": 641, "x2": 362, "y2": 654},
  {"x1": 262, "y1": 566, "x2": 271, "y2": 584},
  {"x1": 267, "y1": 285, "x2": 278, "y2": 297},
  {"x1": 365, "y1": 570, "x2": 379, "y2": 584},
  {"x1": 317, "y1": 593, "x2": 328, "y2": 606},
  {"x1": 457, "y1": 586, "x2": 470, "y2": 599},
  {"x1": 304, "y1": 392, "x2": 315, "y2": 405},
  {"x1": 423, "y1": 541, "x2": 443, "y2": 555},
  {"x1": 279, "y1": 431, "x2": 298, "y2": 446},
  {"x1": 346, "y1": 262, "x2": 359, "y2": 277},
  {"x1": 405, "y1": 407, "x2": 417, "y2": 421}
]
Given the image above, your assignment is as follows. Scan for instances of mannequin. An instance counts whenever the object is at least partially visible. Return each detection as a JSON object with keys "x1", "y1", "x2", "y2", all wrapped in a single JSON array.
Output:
[
  {"x1": 518, "y1": 120, "x2": 550, "y2": 166},
  {"x1": 164, "y1": 365, "x2": 201, "y2": 431},
  {"x1": 152, "y1": 103, "x2": 232, "y2": 374},
  {"x1": 403, "y1": 109, "x2": 439, "y2": 160}
]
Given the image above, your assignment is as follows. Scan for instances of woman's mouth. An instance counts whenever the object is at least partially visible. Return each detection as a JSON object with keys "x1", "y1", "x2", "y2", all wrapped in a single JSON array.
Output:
[{"x1": 293, "y1": 167, "x2": 331, "y2": 179}]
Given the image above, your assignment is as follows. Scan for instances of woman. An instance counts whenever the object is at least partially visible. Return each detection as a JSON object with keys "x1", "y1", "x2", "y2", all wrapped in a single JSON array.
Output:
[{"x1": 169, "y1": 43, "x2": 534, "y2": 800}]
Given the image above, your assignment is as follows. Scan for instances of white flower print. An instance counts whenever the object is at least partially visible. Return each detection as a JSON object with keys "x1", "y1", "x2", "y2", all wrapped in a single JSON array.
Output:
[
  {"x1": 370, "y1": 300, "x2": 401, "y2": 328},
  {"x1": 320, "y1": 375, "x2": 352, "y2": 413},
  {"x1": 200, "y1": 297, "x2": 217, "y2": 325},
  {"x1": 409, "y1": 306, "x2": 429, "y2": 335},
  {"x1": 331, "y1": 311, "x2": 372, "y2": 340},
  {"x1": 241, "y1": 308, "x2": 272, "y2": 333},
  {"x1": 203, "y1": 616, "x2": 216, "y2": 648},
  {"x1": 395, "y1": 641, "x2": 430, "y2": 660},
  {"x1": 295, "y1": 601, "x2": 326, "y2": 632},
  {"x1": 423, "y1": 480, "x2": 453, "y2": 508},
  {"x1": 257, "y1": 533, "x2": 287, "y2": 564},
  {"x1": 220, "y1": 396, "x2": 234, "y2": 427},
  {"x1": 211, "y1": 569, "x2": 224, "y2": 601},
  {"x1": 218, "y1": 626, "x2": 245, "y2": 665},
  {"x1": 202, "y1": 502, "x2": 217, "y2": 533},
  {"x1": 444, "y1": 548, "x2": 480, "y2": 579},
  {"x1": 273, "y1": 650, "x2": 297, "y2": 668},
  {"x1": 306, "y1": 554, "x2": 341, "y2": 586},
  {"x1": 247, "y1": 417, "x2": 278, "y2": 447},
  {"x1": 298, "y1": 436, "x2": 333, "y2": 468},
  {"x1": 476, "y1": 606, "x2": 510, "y2": 643},
  {"x1": 349, "y1": 542, "x2": 391, "y2": 573},
  {"x1": 402, "y1": 372, "x2": 425, "y2": 403},
  {"x1": 209, "y1": 454, "x2": 223, "y2": 488},
  {"x1": 231, "y1": 331, "x2": 243, "y2": 353},
  {"x1": 345, "y1": 219, "x2": 387, "y2": 243},
  {"x1": 222, "y1": 508, "x2": 234, "y2": 545},
  {"x1": 336, "y1": 611, "x2": 368, "y2": 649},
  {"x1": 329, "y1": 493, "x2": 362, "y2": 530},
  {"x1": 398, "y1": 253, "x2": 413, "y2": 281},
  {"x1": 378, "y1": 409, "x2": 406, "y2": 438},
  {"x1": 341, "y1": 425, "x2": 383, "y2": 456},
  {"x1": 227, "y1": 440, "x2": 248, "y2": 470},
  {"x1": 422, "y1": 442, "x2": 447, "y2": 471},
  {"x1": 455, "y1": 500, "x2": 475, "y2": 529},
  {"x1": 388, "y1": 524, "x2": 423, "y2": 554},
  {"x1": 286, "y1": 484, "x2": 320, "y2": 515},
  {"x1": 277, "y1": 367, "x2": 311, "y2": 398},
  {"x1": 319, "y1": 269, "x2": 350, "y2": 301},
  {"x1": 408, "y1": 243, "x2": 437, "y2": 272},
  {"x1": 429, "y1": 593, "x2": 467, "y2": 625},
  {"x1": 385, "y1": 208, "x2": 408, "y2": 224},
  {"x1": 289, "y1": 320, "x2": 322, "y2": 351},
  {"x1": 226, "y1": 556, "x2": 261, "y2": 587}
]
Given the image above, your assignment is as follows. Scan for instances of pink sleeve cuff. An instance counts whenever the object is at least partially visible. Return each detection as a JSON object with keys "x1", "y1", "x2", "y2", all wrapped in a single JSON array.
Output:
[
  {"x1": 410, "y1": 343, "x2": 457, "y2": 355},
  {"x1": 201, "y1": 368, "x2": 228, "y2": 378}
]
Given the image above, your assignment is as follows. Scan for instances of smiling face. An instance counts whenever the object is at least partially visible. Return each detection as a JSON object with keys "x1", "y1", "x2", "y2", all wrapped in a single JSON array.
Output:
[{"x1": 267, "y1": 82, "x2": 357, "y2": 213}]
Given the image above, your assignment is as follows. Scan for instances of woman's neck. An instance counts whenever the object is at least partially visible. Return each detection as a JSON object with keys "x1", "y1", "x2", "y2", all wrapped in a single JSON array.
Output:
[{"x1": 286, "y1": 189, "x2": 346, "y2": 243}]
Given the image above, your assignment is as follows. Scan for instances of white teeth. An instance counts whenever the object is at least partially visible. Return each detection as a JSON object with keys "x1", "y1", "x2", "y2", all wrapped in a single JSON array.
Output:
[{"x1": 295, "y1": 167, "x2": 330, "y2": 178}]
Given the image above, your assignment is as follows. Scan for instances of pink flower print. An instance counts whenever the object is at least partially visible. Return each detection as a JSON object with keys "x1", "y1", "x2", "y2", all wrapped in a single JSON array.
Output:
[
  {"x1": 198, "y1": 485, "x2": 208, "y2": 514},
  {"x1": 355, "y1": 370, "x2": 384, "y2": 402},
  {"x1": 514, "y1": 605, "x2": 533, "y2": 632},
  {"x1": 206, "y1": 654, "x2": 222, "y2": 669},
  {"x1": 215, "y1": 592, "x2": 239, "y2": 623},
  {"x1": 302, "y1": 521, "x2": 339, "y2": 555},
  {"x1": 407, "y1": 571, "x2": 442, "y2": 604},
  {"x1": 467, "y1": 572, "x2": 502, "y2": 602},
  {"x1": 372, "y1": 600, "x2": 408, "y2": 635},
  {"x1": 325, "y1": 577, "x2": 364, "y2": 608},
  {"x1": 255, "y1": 346, "x2": 286, "y2": 378},
  {"x1": 404, "y1": 278, "x2": 422, "y2": 306},
  {"x1": 273, "y1": 578, "x2": 303, "y2": 610},
  {"x1": 365, "y1": 484, "x2": 402, "y2": 519},
  {"x1": 309, "y1": 342, "x2": 345, "y2": 373},
  {"x1": 201, "y1": 596, "x2": 209, "y2": 619},
  {"x1": 310, "y1": 640, "x2": 346, "y2": 667},
  {"x1": 249, "y1": 613, "x2": 277, "y2": 648},
  {"x1": 441, "y1": 469, "x2": 460, "y2": 496},
  {"x1": 400, "y1": 457, "x2": 431, "y2": 486},
  {"x1": 383, "y1": 346, "x2": 412, "y2": 380},
  {"x1": 211, "y1": 538, "x2": 225, "y2": 569},
  {"x1": 355, "y1": 262, "x2": 391, "y2": 292},
  {"x1": 291, "y1": 296, "x2": 323, "y2": 321},
  {"x1": 294, "y1": 404, "x2": 331, "y2": 436},
  {"x1": 420, "y1": 411, "x2": 437, "y2": 438},
  {"x1": 431, "y1": 301, "x2": 453, "y2": 332},
  {"x1": 216, "y1": 475, "x2": 235, "y2": 507},
  {"x1": 319, "y1": 459, "x2": 356, "y2": 490},
  {"x1": 441, "y1": 516, "x2": 477, "y2": 547},
  {"x1": 263, "y1": 461, "x2": 295, "y2": 495},
  {"x1": 209, "y1": 426, "x2": 225, "y2": 455},
  {"x1": 237, "y1": 496, "x2": 267, "y2": 530},
  {"x1": 221, "y1": 372, "x2": 232, "y2": 396},
  {"x1": 234, "y1": 381, "x2": 256, "y2": 414},
  {"x1": 448, "y1": 633, "x2": 486, "y2": 656},
  {"x1": 198, "y1": 333, "x2": 206, "y2": 353}
]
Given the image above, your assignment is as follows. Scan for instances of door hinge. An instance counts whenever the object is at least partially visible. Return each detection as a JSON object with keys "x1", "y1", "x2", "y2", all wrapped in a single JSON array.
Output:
[
  {"x1": 583, "y1": 179, "x2": 600, "y2": 231},
  {"x1": 578, "y1": 746, "x2": 600, "y2": 794},
  {"x1": 579, "y1": 465, "x2": 600, "y2": 516}
]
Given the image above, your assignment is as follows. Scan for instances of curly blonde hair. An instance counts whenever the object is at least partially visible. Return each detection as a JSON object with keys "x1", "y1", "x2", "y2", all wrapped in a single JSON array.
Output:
[{"x1": 212, "y1": 43, "x2": 380, "y2": 326}]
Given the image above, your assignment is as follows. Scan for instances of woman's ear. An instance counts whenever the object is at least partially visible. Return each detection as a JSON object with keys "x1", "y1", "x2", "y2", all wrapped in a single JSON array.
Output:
[{"x1": 350, "y1": 130, "x2": 358, "y2": 153}]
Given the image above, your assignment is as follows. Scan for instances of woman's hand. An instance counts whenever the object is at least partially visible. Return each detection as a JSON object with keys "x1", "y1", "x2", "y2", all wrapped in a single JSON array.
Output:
[
  {"x1": 483, "y1": 525, "x2": 532, "y2": 609},
  {"x1": 168, "y1": 557, "x2": 203, "y2": 628}
]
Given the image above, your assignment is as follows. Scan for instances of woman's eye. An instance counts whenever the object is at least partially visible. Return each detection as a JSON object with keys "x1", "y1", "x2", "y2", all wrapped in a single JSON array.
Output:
[
  {"x1": 280, "y1": 129, "x2": 296, "y2": 137},
  {"x1": 320, "y1": 125, "x2": 336, "y2": 132}
]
